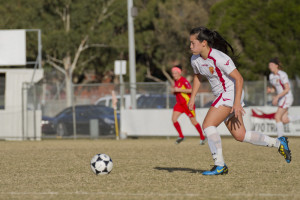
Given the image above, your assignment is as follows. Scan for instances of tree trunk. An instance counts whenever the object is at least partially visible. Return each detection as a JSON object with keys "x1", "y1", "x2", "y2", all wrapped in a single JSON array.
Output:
[{"x1": 63, "y1": 53, "x2": 72, "y2": 107}]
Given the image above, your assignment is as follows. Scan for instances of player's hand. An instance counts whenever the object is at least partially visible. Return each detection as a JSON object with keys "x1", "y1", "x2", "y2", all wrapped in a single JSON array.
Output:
[
  {"x1": 188, "y1": 98, "x2": 195, "y2": 111},
  {"x1": 173, "y1": 87, "x2": 180, "y2": 92},
  {"x1": 231, "y1": 102, "x2": 245, "y2": 118}
]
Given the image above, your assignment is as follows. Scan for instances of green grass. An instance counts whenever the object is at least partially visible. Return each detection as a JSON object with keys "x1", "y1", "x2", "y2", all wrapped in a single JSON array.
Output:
[{"x1": 0, "y1": 137, "x2": 299, "y2": 200}]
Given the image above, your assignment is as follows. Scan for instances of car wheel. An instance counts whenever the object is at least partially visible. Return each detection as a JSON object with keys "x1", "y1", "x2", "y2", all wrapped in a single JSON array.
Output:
[{"x1": 56, "y1": 123, "x2": 67, "y2": 137}]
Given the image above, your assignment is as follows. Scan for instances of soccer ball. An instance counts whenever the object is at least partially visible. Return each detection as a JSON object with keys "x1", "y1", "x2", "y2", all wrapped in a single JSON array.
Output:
[{"x1": 90, "y1": 154, "x2": 113, "y2": 175}]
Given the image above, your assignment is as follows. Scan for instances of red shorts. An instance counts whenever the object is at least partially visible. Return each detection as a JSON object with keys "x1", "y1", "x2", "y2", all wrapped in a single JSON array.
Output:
[{"x1": 173, "y1": 103, "x2": 195, "y2": 118}]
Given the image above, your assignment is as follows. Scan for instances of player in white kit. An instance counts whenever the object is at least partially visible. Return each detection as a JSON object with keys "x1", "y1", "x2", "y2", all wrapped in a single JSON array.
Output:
[
  {"x1": 187, "y1": 27, "x2": 291, "y2": 175},
  {"x1": 268, "y1": 57, "x2": 300, "y2": 137}
]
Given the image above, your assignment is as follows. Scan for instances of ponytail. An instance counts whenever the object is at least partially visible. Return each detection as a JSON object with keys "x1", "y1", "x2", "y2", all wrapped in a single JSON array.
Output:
[{"x1": 190, "y1": 27, "x2": 235, "y2": 56}]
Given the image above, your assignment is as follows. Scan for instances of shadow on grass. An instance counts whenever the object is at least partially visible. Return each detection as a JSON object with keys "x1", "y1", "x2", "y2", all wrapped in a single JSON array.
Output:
[{"x1": 154, "y1": 167, "x2": 205, "y2": 174}]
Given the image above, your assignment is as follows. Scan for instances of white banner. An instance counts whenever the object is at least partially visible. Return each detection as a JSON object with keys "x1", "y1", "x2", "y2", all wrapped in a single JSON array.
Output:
[
  {"x1": 250, "y1": 107, "x2": 300, "y2": 136},
  {"x1": 121, "y1": 106, "x2": 300, "y2": 137}
]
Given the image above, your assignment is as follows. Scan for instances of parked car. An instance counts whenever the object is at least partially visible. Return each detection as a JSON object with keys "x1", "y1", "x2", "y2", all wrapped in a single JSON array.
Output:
[
  {"x1": 95, "y1": 94, "x2": 141, "y2": 110},
  {"x1": 42, "y1": 105, "x2": 119, "y2": 136},
  {"x1": 137, "y1": 94, "x2": 177, "y2": 109}
]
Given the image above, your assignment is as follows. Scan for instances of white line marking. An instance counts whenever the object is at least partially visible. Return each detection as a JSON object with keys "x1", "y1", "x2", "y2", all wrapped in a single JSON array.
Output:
[{"x1": 1, "y1": 192, "x2": 299, "y2": 198}]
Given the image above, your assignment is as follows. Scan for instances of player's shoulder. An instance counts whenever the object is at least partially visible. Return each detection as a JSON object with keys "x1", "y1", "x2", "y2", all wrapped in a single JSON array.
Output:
[
  {"x1": 210, "y1": 48, "x2": 230, "y2": 63},
  {"x1": 210, "y1": 48, "x2": 236, "y2": 69},
  {"x1": 180, "y1": 76, "x2": 191, "y2": 86},
  {"x1": 179, "y1": 76, "x2": 188, "y2": 82},
  {"x1": 278, "y1": 70, "x2": 288, "y2": 77}
]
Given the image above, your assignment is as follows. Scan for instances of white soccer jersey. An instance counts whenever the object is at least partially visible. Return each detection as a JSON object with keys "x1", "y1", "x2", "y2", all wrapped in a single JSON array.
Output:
[
  {"x1": 269, "y1": 70, "x2": 293, "y2": 108},
  {"x1": 269, "y1": 70, "x2": 292, "y2": 98},
  {"x1": 191, "y1": 48, "x2": 236, "y2": 96}
]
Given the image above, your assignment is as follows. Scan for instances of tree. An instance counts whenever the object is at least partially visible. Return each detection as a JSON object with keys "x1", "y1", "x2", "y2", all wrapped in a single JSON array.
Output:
[
  {"x1": 0, "y1": 0, "x2": 224, "y2": 89},
  {"x1": 208, "y1": 0, "x2": 300, "y2": 80},
  {"x1": 0, "y1": 0, "x2": 128, "y2": 106},
  {"x1": 134, "y1": 0, "x2": 221, "y2": 82}
]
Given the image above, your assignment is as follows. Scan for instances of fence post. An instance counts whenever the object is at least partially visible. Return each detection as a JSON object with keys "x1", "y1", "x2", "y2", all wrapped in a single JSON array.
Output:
[
  {"x1": 264, "y1": 76, "x2": 267, "y2": 106},
  {"x1": 90, "y1": 119, "x2": 99, "y2": 139},
  {"x1": 166, "y1": 81, "x2": 169, "y2": 109},
  {"x1": 33, "y1": 83, "x2": 37, "y2": 140},
  {"x1": 71, "y1": 82, "x2": 77, "y2": 139}
]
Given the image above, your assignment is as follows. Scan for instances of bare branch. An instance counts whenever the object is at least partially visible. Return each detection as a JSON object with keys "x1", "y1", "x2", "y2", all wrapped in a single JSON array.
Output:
[
  {"x1": 162, "y1": 65, "x2": 174, "y2": 85},
  {"x1": 55, "y1": 7, "x2": 64, "y2": 20},
  {"x1": 47, "y1": 55, "x2": 64, "y2": 65},
  {"x1": 90, "y1": 0, "x2": 115, "y2": 30},
  {"x1": 80, "y1": 55, "x2": 98, "y2": 67},
  {"x1": 70, "y1": 35, "x2": 89, "y2": 74},
  {"x1": 146, "y1": 67, "x2": 164, "y2": 82},
  {"x1": 46, "y1": 56, "x2": 67, "y2": 76}
]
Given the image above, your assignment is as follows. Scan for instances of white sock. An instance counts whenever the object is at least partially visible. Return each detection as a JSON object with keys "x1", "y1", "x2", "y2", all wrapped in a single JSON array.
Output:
[
  {"x1": 204, "y1": 126, "x2": 224, "y2": 166},
  {"x1": 288, "y1": 115, "x2": 300, "y2": 122},
  {"x1": 243, "y1": 131, "x2": 280, "y2": 148},
  {"x1": 276, "y1": 122, "x2": 284, "y2": 138}
]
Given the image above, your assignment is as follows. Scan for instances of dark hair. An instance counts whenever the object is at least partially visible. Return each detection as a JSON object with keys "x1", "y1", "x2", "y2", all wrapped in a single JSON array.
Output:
[
  {"x1": 269, "y1": 57, "x2": 282, "y2": 68},
  {"x1": 174, "y1": 64, "x2": 182, "y2": 70},
  {"x1": 190, "y1": 27, "x2": 234, "y2": 56}
]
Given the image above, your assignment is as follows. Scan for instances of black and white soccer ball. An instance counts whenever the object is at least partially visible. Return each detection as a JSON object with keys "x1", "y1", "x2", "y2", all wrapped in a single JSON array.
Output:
[{"x1": 90, "y1": 154, "x2": 113, "y2": 175}]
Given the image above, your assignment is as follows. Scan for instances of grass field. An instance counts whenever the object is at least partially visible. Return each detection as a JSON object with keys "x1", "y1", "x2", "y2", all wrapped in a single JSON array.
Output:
[{"x1": 0, "y1": 137, "x2": 299, "y2": 200}]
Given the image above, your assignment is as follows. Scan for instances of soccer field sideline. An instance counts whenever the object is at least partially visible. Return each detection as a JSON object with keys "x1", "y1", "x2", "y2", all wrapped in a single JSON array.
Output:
[
  {"x1": 0, "y1": 137, "x2": 299, "y2": 200},
  {"x1": 0, "y1": 191, "x2": 296, "y2": 199}
]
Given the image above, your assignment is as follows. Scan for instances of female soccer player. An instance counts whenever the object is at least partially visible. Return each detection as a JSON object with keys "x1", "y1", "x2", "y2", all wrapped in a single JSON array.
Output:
[
  {"x1": 171, "y1": 65, "x2": 206, "y2": 145},
  {"x1": 187, "y1": 27, "x2": 292, "y2": 175},
  {"x1": 268, "y1": 57, "x2": 300, "y2": 137}
]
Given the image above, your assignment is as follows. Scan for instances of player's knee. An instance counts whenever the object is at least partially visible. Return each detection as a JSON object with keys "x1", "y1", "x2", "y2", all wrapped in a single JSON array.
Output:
[
  {"x1": 189, "y1": 118, "x2": 197, "y2": 125},
  {"x1": 232, "y1": 132, "x2": 245, "y2": 142},
  {"x1": 274, "y1": 113, "x2": 282, "y2": 122},
  {"x1": 202, "y1": 122, "x2": 212, "y2": 130},
  {"x1": 282, "y1": 116, "x2": 289, "y2": 124}
]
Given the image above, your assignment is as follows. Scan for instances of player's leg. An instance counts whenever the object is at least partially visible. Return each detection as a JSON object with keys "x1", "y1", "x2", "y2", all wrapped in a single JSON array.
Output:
[
  {"x1": 201, "y1": 105, "x2": 231, "y2": 175},
  {"x1": 225, "y1": 113, "x2": 292, "y2": 163},
  {"x1": 172, "y1": 104, "x2": 185, "y2": 144},
  {"x1": 282, "y1": 110, "x2": 300, "y2": 124},
  {"x1": 274, "y1": 107, "x2": 288, "y2": 137},
  {"x1": 184, "y1": 105, "x2": 206, "y2": 142},
  {"x1": 189, "y1": 117, "x2": 206, "y2": 143}
]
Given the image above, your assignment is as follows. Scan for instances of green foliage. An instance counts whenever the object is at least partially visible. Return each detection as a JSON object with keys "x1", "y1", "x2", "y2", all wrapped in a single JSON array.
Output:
[
  {"x1": 0, "y1": 0, "x2": 127, "y2": 81},
  {"x1": 209, "y1": 0, "x2": 300, "y2": 80},
  {"x1": 2, "y1": 0, "x2": 298, "y2": 82},
  {"x1": 133, "y1": 0, "x2": 215, "y2": 81}
]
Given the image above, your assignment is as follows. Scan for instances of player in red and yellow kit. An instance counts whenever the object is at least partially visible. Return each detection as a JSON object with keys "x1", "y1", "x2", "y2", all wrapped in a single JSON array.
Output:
[{"x1": 171, "y1": 65, "x2": 206, "y2": 145}]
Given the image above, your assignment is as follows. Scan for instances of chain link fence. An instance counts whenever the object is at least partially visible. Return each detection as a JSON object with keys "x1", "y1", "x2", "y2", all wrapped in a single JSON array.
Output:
[{"x1": 23, "y1": 78, "x2": 300, "y2": 139}]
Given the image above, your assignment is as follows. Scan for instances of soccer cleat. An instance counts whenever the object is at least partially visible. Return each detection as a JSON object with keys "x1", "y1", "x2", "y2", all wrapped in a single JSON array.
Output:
[
  {"x1": 202, "y1": 164, "x2": 228, "y2": 175},
  {"x1": 278, "y1": 136, "x2": 292, "y2": 163},
  {"x1": 200, "y1": 138, "x2": 207, "y2": 145},
  {"x1": 175, "y1": 137, "x2": 184, "y2": 144}
]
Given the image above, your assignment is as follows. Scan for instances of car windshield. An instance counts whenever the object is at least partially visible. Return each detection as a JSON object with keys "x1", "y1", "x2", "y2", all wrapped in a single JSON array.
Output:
[{"x1": 94, "y1": 106, "x2": 114, "y2": 115}]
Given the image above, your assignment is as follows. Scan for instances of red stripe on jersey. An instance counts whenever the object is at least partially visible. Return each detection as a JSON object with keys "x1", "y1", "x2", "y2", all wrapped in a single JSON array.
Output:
[
  {"x1": 211, "y1": 93, "x2": 223, "y2": 107},
  {"x1": 208, "y1": 50, "x2": 226, "y2": 92},
  {"x1": 278, "y1": 73, "x2": 285, "y2": 90},
  {"x1": 279, "y1": 80, "x2": 285, "y2": 90}
]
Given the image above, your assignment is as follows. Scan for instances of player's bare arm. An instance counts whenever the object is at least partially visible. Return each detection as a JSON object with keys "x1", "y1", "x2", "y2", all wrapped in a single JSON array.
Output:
[
  {"x1": 267, "y1": 86, "x2": 275, "y2": 93},
  {"x1": 229, "y1": 69, "x2": 245, "y2": 117},
  {"x1": 272, "y1": 83, "x2": 290, "y2": 106},
  {"x1": 189, "y1": 74, "x2": 201, "y2": 110},
  {"x1": 173, "y1": 87, "x2": 192, "y2": 93}
]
